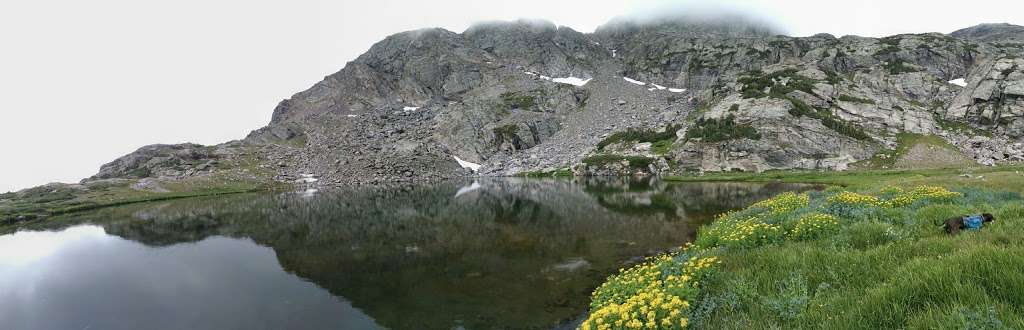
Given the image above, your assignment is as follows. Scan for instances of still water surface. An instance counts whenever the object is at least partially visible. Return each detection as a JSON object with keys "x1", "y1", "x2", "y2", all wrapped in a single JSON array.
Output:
[{"x1": 0, "y1": 178, "x2": 819, "y2": 330}]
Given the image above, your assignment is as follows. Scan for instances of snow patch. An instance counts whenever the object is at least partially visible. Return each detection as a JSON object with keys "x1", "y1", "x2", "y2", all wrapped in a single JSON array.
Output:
[
  {"x1": 453, "y1": 156, "x2": 482, "y2": 172},
  {"x1": 298, "y1": 174, "x2": 318, "y2": 183},
  {"x1": 623, "y1": 77, "x2": 686, "y2": 93},
  {"x1": 623, "y1": 77, "x2": 646, "y2": 86},
  {"x1": 948, "y1": 78, "x2": 967, "y2": 87},
  {"x1": 403, "y1": 106, "x2": 420, "y2": 112},
  {"x1": 552, "y1": 77, "x2": 592, "y2": 86},
  {"x1": 454, "y1": 181, "x2": 482, "y2": 198},
  {"x1": 611, "y1": 49, "x2": 617, "y2": 58},
  {"x1": 346, "y1": 114, "x2": 358, "y2": 118},
  {"x1": 526, "y1": 71, "x2": 590, "y2": 87}
]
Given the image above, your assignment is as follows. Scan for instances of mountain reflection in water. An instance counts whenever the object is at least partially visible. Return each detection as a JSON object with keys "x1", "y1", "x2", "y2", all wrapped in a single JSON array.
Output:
[{"x1": 0, "y1": 178, "x2": 820, "y2": 330}]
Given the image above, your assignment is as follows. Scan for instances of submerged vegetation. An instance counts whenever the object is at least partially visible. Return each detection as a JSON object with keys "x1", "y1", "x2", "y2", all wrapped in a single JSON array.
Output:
[{"x1": 583, "y1": 167, "x2": 1024, "y2": 329}]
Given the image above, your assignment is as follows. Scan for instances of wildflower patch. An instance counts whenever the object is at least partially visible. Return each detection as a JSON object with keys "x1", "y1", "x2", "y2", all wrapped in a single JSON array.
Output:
[
  {"x1": 580, "y1": 185, "x2": 974, "y2": 330},
  {"x1": 789, "y1": 213, "x2": 840, "y2": 240},
  {"x1": 581, "y1": 251, "x2": 719, "y2": 330},
  {"x1": 751, "y1": 192, "x2": 810, "y2": 214}
]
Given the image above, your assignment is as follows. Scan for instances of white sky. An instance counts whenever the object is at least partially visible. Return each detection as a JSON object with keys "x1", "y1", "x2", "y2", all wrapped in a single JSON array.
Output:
[{"x1": 1, "y1": 0, "x2": 1021, "y2": 193}]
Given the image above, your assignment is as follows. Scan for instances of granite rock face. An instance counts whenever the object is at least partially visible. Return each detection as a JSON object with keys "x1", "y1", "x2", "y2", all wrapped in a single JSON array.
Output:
[
  {"x1": 89, "y1": 144, "x2": 219, "y2": 180},
  {"x1": 86, "y1": 20, "x2": 1024, "y2": 184}
]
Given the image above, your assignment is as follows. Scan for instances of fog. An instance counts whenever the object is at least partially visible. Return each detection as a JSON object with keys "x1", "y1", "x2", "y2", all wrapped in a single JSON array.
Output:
[{"x1": 1, "y1": 0, "x2": 1021, "y2": 192}]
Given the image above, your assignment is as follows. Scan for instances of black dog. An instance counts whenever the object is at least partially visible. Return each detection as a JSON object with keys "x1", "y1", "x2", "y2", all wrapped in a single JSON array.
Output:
[{"x1": 942, "y1": 213, "x2": 995, "y2": 235}]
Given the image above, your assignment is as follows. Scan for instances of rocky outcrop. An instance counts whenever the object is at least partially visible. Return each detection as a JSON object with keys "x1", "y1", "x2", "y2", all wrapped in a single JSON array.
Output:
[
  {"x1": 952, "y1": 23, "x2": 1024, "y2": 44},
  {"x1": 88, "y1": 144, "x2": 220, "y2": 180},
  {"x1": 946, "y1": 57, "x2": 1024, "y2": 137},
  {"x1": 83, "y1": 19, "x2": 1024, "y2": 185}
]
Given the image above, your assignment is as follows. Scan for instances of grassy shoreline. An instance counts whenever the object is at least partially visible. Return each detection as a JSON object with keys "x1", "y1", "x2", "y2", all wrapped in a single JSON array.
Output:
[
  {"x1": 0, "y1": 177, "x2": 280, "y2": 233},
  {"x1": 581, "y1": 165, "x2": 1024, "y2": 329},
  {"x1": 665, "y1": 165, "x2": 1024, "y2": 192}
]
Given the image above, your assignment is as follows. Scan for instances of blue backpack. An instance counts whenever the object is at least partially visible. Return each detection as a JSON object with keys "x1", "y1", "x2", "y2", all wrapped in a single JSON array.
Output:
[{"x1": 963, "y1": 215, "x2": 984, "y2": 230}]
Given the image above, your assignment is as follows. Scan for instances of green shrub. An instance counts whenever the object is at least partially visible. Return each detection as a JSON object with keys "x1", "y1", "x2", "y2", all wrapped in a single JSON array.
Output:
[
  {"x1": 786, "y1": 97, "x2": 816, "y2": 117},
  {"x1": 820, "y1": 115, "x2": 872, "y2": 140},
  {"x1": 597, "y1": 125, "x2": 681, "y2": 150},
  {"x1": 784, "y1": 97, "x2": 871, "y2": 141},
  {"x1": 883, "y1": 60, "x2": 920, "y2": 74},
  {"x1": 738, "y1": 69, "x2": 818, "y2": 99},
  {"x1": 824, "y1": 70, "x2": 843, "y2": 85},
  {"x1": 651, "y1": 140, "x2": 673, "y2": 155},
  {"x1": 684, "y1": 114, "x2": 761, "y2": 143},
  {"x1": 837, "y1": 94, "x2": 877, "y2": 104}
]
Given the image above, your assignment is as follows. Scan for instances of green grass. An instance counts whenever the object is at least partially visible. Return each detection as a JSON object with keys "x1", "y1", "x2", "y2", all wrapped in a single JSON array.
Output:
[
  {"x1": 691, "y1": 188, "x2": 1024, "y2": 329},
  {"x1": 665, "y1": 165, "x2": 1024, "y2": 193},
  {"x1": 0, "y1": 177, "x2": 275, "y2": 233},
  {"x1": 0, "y1": 149, "x2": 282, "y2": 232},
  {"x1": 583, "y1": 169, "x2": 1024, "y2": 329}
]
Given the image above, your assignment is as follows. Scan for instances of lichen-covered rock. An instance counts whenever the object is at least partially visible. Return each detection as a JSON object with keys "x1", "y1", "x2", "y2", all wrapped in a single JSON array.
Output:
[
  {"x1": 946, "y1": 57, "x2": 1024, "y2": 139},
  {"x1": 88, "y1": 144, "x2": 219, "y2": 180}
]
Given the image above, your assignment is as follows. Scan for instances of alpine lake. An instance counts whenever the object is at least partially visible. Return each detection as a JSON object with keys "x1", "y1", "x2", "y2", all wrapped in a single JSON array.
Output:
[{"x1": 0, "y1": 178, "x2": 821, "y2": 330}]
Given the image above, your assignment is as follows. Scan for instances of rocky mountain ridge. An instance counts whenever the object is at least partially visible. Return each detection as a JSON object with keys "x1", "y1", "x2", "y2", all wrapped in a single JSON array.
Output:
[{"x1": 83, "y1": 19, "x2": 1024, "y2": 186}]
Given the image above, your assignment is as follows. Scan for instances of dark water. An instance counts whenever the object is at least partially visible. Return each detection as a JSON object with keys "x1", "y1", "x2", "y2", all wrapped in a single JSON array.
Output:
[{"x1": 0, "y1": 178, "x2": 818, "y2": 330}]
